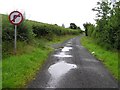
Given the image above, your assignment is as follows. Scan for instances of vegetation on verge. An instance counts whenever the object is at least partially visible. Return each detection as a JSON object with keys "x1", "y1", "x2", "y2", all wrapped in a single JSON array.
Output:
[
  {"x1": 80, "y1": 36, "x2": 118, "y2": 80},
  {"x1": 2, "y1": 46, "x2": 50, "y2": 88},
  {"x1": 83, "y1": 0, "x2": 120, "y2": 51},
  {"x1": 82, "y1": 0, "x2": 119, "y2": 81}
]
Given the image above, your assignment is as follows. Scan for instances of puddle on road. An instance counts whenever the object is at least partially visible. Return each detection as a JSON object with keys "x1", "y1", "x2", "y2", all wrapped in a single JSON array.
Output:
[
  {"x1": 48, "y1": 61, "x2": 77, "y2": 78},
  {"x1": 47, "y1": 61, "x2": 77, "y2": 88},
  {"x1": 54, "y1": 52, "x2": 73, "y2": 58},
  {"x1": 67, "y1": 41, "x2": 72, "y2": 44},
  {"x1": 66, "y1": 43, "x2": 72, "y2": 46},
  {"x1": 61, "y1": 46, "x2": 72, "y2": 52},
  {"x1": 54, "y1": 46, "x2": 73, "y2": 58}
]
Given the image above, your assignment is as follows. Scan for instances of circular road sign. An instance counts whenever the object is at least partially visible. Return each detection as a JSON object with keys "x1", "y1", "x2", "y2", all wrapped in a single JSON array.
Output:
[{"x1": 9, "y1": 11, "x2": 23, "y2": 25}]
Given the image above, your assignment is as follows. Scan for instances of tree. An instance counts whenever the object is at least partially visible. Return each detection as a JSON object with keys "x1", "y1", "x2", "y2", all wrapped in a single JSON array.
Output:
[
  {"x1": 62, "y1": 24, "x2": 65, "y2": 28},
  {"x1": 92, "y1": 0, "x2": 111, "y2": 20},
  {"x1": 69, "y1": 23, "x2": 77, "y2": 29},
  {"x1": 77, "y1": 27, "x2": 81, "y2": 29},
  {"x1": 91, "y1": 0, "x2": 120, "y2": 50},
  {"x1": 83, "y1": 23, "x2": 90, "y2": 36},
  {"x1": 54, "y1": 24, "x2": 58, "y2": 26}
]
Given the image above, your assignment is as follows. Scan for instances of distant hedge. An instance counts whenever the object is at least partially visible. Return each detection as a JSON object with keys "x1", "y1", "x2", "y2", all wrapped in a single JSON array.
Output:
[{"x1": 32, "y1": 22, "x2": 80, "y2": 38}]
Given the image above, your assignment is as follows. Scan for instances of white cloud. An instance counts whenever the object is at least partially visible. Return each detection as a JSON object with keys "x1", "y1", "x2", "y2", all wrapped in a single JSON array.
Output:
[{"x1": 0, "y1": 0, "x2": 99, "y2": 29}]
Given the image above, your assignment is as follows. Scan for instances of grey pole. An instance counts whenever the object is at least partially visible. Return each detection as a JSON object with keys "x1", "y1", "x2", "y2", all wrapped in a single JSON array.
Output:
[{"x1": 14, "y1": 25, "x2": 17, "y2": 55}]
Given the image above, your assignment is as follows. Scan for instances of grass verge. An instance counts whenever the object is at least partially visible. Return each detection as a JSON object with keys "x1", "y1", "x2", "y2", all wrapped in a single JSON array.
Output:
[
  {"x1": 2, "y1": 35, "x2": 78, "y2": 88},
  {"x1": 80, "y1": 36, "x2": 118, "y2": 80},
  {"x1": 2, "y1": 47, "x2": 51, "y2": 88}
]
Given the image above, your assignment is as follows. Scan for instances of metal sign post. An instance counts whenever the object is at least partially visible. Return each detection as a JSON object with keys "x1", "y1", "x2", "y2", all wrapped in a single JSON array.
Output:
[
  {"x1": 9, "y1": 11, "x2": 23, "y2": 55},
  {"x1": 14, "y1": 25, "x2": 17, "y2": 54}
]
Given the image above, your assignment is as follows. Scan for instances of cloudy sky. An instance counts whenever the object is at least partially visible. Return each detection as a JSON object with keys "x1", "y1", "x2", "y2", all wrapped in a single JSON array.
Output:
[{"x1": 0, "y1": 0, "x2": 104, "y2": 29}]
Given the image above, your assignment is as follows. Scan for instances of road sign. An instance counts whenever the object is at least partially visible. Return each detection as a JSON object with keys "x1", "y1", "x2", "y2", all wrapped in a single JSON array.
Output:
[
  {"x1": 9, "y1": 11, "x2": 23, "y2": 25},
  {"x1": 9, "y1": 11, "x2": 23, "y2": 54}
]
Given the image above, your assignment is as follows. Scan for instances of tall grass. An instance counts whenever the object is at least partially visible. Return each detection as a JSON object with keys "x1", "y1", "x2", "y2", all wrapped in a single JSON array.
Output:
[{"x1": 2, "y1": 47, "x2": 51, "y2": 88}]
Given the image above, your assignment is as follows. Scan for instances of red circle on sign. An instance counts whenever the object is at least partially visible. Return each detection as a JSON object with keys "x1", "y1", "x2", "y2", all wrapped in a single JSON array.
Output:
[{"x1": 9, "y1": 11, "x2": 23, "y2": 25}]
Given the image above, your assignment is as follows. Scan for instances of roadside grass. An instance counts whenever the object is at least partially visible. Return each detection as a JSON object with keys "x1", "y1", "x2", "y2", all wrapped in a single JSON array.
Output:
[
  {"x1": 2, "y1": 46, "x2": 51, "y2": 88},
  {"x1": 80, "y1": 36, "x2": 118, "y2": 80},
  {"x1": 2, "y1": 35, "x2": 79, "y2": 88}
]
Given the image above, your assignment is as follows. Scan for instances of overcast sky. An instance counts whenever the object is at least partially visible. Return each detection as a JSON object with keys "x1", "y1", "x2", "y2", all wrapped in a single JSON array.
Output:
[{"x1": 0, "y1": 0, "x2": 106, "y2": 29}]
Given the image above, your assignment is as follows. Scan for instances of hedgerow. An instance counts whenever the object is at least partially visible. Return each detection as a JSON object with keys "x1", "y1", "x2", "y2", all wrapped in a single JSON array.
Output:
[{"x1": 2, "y1": 14, "x2": 81, "y2": 56}]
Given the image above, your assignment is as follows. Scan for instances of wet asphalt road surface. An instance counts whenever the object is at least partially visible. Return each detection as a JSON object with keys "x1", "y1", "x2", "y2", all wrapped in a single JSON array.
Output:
[{"x1": 27, "y1": 36, "x2": 118, "y2": 88}]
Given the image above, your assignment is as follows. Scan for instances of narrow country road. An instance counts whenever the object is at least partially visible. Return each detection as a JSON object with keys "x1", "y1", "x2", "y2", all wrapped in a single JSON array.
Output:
[{"x1": 27, "y1": 36, "x2": 118, "y2": 88}]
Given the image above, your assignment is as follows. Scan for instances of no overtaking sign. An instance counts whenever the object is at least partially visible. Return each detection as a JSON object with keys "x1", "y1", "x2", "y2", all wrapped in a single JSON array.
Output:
[
  {"x1": 9, "y1": 11, "x2": 23, "y2": 54},
  {"x1": 9, "y1": 11, "x2": 23, "y2": 25}
]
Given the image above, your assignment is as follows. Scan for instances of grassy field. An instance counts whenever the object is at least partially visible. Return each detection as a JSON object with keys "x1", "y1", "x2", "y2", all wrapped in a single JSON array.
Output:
[
  {"x1": 2, "y1": 35, "x2": 78, "y2": 88},
  {"x1": 80, "y1": 36, "x2": 118, "y2": 80}
]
